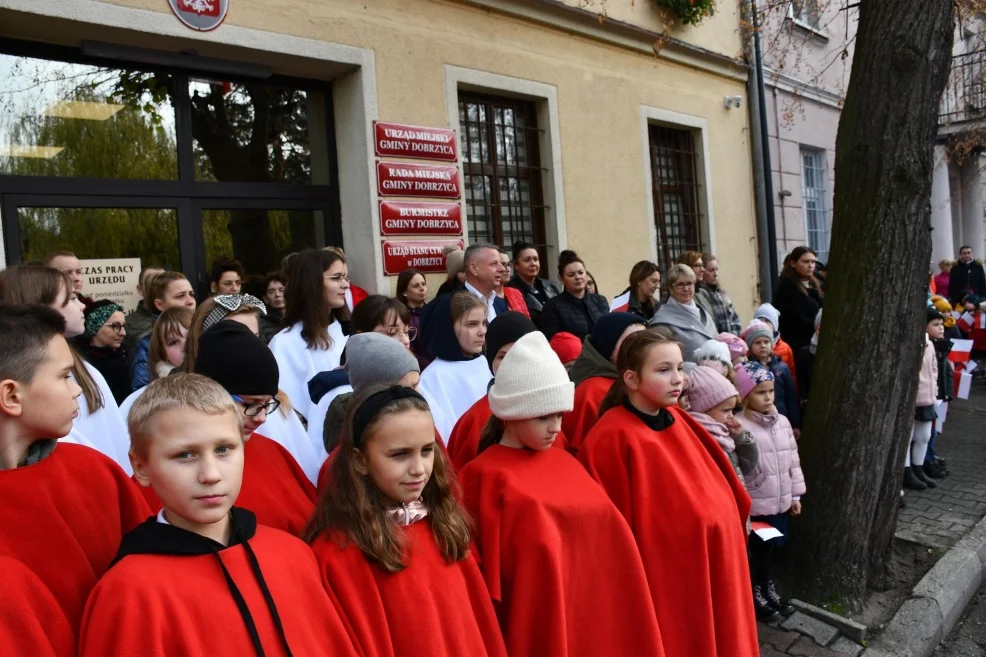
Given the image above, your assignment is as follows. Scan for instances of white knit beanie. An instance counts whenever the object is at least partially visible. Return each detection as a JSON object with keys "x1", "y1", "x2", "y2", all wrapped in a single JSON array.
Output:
[{"x1": 488, "y1": 331, "x2": 575, "y2": 421}]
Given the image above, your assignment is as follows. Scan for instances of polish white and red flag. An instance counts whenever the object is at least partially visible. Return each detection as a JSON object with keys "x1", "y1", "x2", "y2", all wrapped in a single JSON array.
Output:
[
  {"x1": 610, "y1": 291, "x2": 631, "y2": 313},
  {"x1": 958, "y1": 311, "x2": 986, "y2": 333},
  {"x1": 949, "y1": 338, "x2": 973, "y2": 364}
]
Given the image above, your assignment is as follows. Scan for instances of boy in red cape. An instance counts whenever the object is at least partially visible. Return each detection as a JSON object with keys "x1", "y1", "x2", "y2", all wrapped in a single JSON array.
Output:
[
  {"x1": 459, "y1": 331, "x2": 665, "y2": 657},
  {"x1": 447, "y1": 312, "x2": 567, "y2": 470},
  {"x1": 140, "y1": 321, "x2": 316, "y2": 536},
  {"x1": 561, "y1": 312, "x2": 645, "y2": 454},
  {"x1": 0, "y1": 305, "x2": 149, "y2": 634},
  {"x1": 79, "y1": 373, "x2": 358, "y2": 656},
  {"x1": 307, "y1": 384, "x2": 508, "y2": 657},
  {"x1": 579, "y1": 330, "x2": 759, "y2": 657}
]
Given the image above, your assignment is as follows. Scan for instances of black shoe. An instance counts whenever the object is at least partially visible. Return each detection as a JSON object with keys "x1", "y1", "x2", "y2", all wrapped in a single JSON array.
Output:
[
  {"x1": 754, "y1": 585, "x2": 782, "y2": 622},
  {"x1": 924, "y1": 461, "x2": 948, "y2": 479},
  {"x1": 935, "y1": 456, "x2": 948, "y2": 468},
  {"x1": 765, "y1": 581, "x2": 796, "y2": 617},
  {"x1": 903, "y1": 467, "x2": 927, "y2": 491},
  {"x1": 914, "y1": 466, "x2": 937, "y2": 488}
]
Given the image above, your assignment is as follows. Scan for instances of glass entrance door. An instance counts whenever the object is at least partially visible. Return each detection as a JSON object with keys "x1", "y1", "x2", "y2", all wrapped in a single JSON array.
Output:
[{"x1": 2, "y1": 195, "x2": 192, "y2": 309}]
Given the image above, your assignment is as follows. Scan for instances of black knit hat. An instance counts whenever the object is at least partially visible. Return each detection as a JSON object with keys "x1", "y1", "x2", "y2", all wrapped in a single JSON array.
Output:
[
  {"x1": 589, "y1": 312, "x2": 646, "y2": 361},
  {"x1": 194, "y1": 321, "x2": 279, "y2": 396},
  {"x1": 485, "y1": 311, "x2": 538, "y2": 372},
  {"x1": 926, "y1": 306, "x2": 945, "y2": 325}
]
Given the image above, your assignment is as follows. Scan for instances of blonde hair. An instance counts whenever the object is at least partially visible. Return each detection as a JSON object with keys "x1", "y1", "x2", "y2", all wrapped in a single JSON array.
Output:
[
  {"x1": 181, "y1": 297, "x2": 264, "y2": 374},
  {"x1": 128, "y1": 373, "x2": 242, "y2": 456},
  {"x1": 666, "y1": 263, "x2": 696, "y2": 287}
]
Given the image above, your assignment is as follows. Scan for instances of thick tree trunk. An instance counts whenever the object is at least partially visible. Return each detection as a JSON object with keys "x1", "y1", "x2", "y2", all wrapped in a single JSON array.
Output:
[{"x1": 791, "y1": 0, "x2": 954, "y2": 610}]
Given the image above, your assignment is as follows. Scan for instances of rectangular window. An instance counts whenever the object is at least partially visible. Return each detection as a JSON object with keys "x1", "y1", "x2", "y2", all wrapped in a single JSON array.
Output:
[
  {"x1": 801, "y1": 148, "x2": 830, "y2": 263},
  {"x1": 648, "y1": 125, "x2": 703, "y2": 270},
  {"x1": 457, "y1": 93, "x2": 546, "y2": 250},
  {"x1": 790, "y1": 0, "x2": 822, "y2": 30}
]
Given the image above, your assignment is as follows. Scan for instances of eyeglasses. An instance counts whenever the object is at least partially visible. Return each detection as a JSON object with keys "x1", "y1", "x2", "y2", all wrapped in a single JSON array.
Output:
[
  {"x1": 104, "y1": 323, "x2": 126, "y2": 334},
  {"x1": 672, "y1": 282, "x2": 695, "y2": 290},
  {"x1": 231, "y1": 395, "x2": 281, "y2": 417},
  {"x1": 376, "y1": 326, "x2": 418, "y2": 341},
  {"x1": 324, "y1": 273, "x2": 350, "y2": 283}
]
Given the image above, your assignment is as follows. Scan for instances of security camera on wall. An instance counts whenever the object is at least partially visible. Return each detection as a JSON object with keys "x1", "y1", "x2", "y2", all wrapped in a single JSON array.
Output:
[{"x1": 724, "y1": 95, "x2": 743, "y2": 109}]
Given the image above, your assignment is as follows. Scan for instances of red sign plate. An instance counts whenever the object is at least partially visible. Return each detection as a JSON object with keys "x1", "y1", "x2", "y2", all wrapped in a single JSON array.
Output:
[
  {"x1": 379, "y1": 201, "x2": 462, "y2": 236},
  {"x1": 382, "y1": 240, "x2": 463, "y2": 276},
  {"x1": 377, "y1": 161, "x2": 461, "y2": 199},
  {"x1": 373, "y1": 121, "x2": 458, "y2": 162}
]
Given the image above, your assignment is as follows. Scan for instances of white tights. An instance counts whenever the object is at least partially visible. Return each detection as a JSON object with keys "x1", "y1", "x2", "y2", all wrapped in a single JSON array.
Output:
[{"x1": 906, "y1": 420, "x2": 934, "y2": 468}]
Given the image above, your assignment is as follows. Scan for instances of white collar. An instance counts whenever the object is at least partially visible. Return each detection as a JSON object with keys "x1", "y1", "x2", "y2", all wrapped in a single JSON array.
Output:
[
  {"x1": 156, "y1": 508, "x2": 170, "y2": 525},
  {"x1": 465, "y1": 280, "x2": 495, "y2": 303}
]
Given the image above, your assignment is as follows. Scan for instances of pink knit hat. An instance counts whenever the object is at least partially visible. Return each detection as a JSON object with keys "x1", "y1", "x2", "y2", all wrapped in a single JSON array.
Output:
[
  {"x1": 735, "y1": 361, "x2": 775, "y2": 400},
  {"x1": 687, "y1": 366, "x2": 739, "y2": 413},
  {"x1": 716, "y1": 332, "x2": 748, "y2": 364}
]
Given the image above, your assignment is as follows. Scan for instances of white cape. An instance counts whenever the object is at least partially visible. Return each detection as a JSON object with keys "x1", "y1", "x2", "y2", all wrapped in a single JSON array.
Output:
[
  {"x1": 268, "y1": 321, "x2": 348, "y2": 421},
  {"x1": 418, "y1": 357, "x2": 492, "y2": 443},
  {"x1": 69, "y1": 362, "x2": 132, "y2": 474}
]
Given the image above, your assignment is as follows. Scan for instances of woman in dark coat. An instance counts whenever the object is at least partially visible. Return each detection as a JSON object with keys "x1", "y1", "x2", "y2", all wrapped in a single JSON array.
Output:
[
  {"x1": 537, "y1": 250, "x2": 609, "y2": 341},
  {"x1": 772, "y1": 247, "x2": 824, "y2": 351},
  {"x1": 505, "y1": 241, "x2": 561, "y2": 322},
  {"x1": 77, "y1": 300, "x2": 131, "y2": 405}
]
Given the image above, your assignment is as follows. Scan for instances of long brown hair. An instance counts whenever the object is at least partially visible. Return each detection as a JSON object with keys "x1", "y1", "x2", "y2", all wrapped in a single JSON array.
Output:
[
  {"x1": 304, "y1": 385, "x2": 472, "y2": 572},
  {"x1": 0, "y1": 265, "x2": 104, "y2": 413},
  {"x1": 598, "y1": 330, "x2": 682, "y2": 417},
  {"x1": 395, "y1": 268, "x2": 424, "y2": 307},
  {"x1": 283, "y1": 249, "x2": 351, "y2": 350},
  {"x1": 780, "y1": 246, "x2": 823, "y2": 297},
  {"x1": 476, "y1": 415, "x2": 506, "y2": 455},
  {"x1": 149, "y1": 306, "x2": 193, "y2": 380}
]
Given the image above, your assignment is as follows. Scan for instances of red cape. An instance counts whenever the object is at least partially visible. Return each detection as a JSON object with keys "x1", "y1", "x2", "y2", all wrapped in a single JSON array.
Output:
[
  {"x1": 0, "y1": 557, "x2": 74, "y2": 657},
  {"x1": 139, "y1": 433, "x2": 316, "y2": 537},
  {"x1": 312, "y1": 520, "x2": 507, "y2": 657},
  {"x1": 79, "y1": 525, "x2": 357, "y2": 657},
  {"x1": 459, "y1": 446, "x2": 664, "y2": 657},
  {"x1": 578, "y1": 406, "x2": 758, "y2": 657},
  {"x1": 560, "y1": 376, "x2": 612, "y2": 455},
  {"x1": 0, "y1": 443, "x2": 149, "y2": 630},
  {"x1": 447, "y1": 396, "x2": 568, "y2": 471}
]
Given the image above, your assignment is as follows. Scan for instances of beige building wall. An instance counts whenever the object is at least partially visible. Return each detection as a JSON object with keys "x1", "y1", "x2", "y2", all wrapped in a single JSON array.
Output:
[{"x1": 0, "y1": 0, "x2": 762, "y2": 317}]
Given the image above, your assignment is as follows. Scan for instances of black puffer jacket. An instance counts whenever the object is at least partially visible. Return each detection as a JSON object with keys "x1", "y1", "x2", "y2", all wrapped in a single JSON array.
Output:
[{"x1": 537, "y1": 290, "x2": 609, "y2": 342}]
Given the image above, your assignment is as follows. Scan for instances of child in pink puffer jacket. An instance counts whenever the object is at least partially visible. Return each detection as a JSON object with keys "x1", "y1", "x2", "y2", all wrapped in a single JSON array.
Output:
[{"x1": 736, "y1": 361, "x2": 806, "y2": 623}]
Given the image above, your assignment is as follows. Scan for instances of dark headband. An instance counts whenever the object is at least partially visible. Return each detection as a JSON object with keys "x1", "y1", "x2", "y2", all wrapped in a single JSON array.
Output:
[{"x1": 351, "y1": 386, "x2": 428, "y2": 447}]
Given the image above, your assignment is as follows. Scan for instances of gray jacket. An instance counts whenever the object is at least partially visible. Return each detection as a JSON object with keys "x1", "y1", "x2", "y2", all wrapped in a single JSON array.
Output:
[{"x1": 649, "y1": 299, "x2": 718, "y2": 362}]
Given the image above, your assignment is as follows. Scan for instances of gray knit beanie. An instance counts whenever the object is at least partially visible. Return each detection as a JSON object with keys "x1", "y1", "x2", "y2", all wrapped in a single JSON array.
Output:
[{"x1": 344, "y1": 332, "x2": 420, "y2": 394}]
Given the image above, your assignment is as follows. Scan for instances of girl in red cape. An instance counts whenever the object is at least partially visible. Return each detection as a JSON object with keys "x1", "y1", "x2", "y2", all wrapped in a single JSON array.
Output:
[
  {"x1": 578, "y1": 330, "x2": 759, "y2": 657},
  {"x1": 459, "y1": 331, "x2": 664, "y2": 657},
  {"x1": 306, "y1": 385, "x2": 507, "y2": 657},
  {"x1": 447, "y1": 312, "x2": 567, "y2": 470},
  {"x1": 560, "y1": 312, "x2": 645, "y2": 454}
]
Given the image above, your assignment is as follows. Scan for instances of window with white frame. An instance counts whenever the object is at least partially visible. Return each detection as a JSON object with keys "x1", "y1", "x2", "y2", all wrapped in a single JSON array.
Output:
[
  {"x1": 801, "y1": 148, "x2": 830, "y2": 263},
  {"x1": 790, "y1": 0, "x2": 822, "y2": 30}
]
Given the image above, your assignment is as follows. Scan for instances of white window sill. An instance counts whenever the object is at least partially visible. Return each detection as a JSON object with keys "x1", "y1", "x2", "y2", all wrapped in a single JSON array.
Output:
[{"x1": 786, "y1": 16, "x2": 829, "y2": 43}]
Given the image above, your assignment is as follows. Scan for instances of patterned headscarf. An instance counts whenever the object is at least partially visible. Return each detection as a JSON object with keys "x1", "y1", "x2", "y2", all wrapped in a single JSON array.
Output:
[
  {"x1": 83, "y1": 301, "x2": 123, "y2": 339},
  {"x1": 202, "y1": 294, "x2": 267, "y2": 334}
]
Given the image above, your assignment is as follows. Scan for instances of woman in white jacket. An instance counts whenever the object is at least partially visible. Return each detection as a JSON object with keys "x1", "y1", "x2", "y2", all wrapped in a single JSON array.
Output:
[{"x1": 269, "y1": 249, "x2": 351, "y2": 421}]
